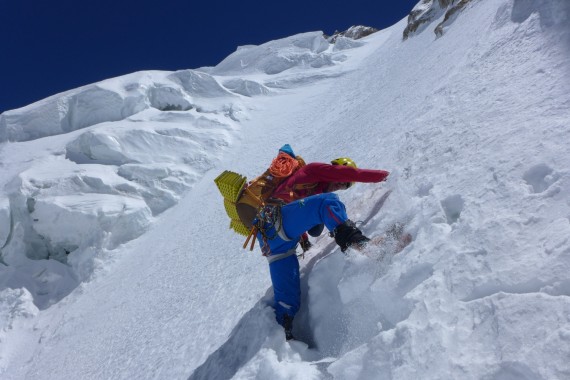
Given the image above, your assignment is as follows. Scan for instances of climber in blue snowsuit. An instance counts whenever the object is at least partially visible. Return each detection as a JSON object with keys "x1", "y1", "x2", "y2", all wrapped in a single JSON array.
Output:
[
  {"x1": 254, "y1": 151, "x2": 390, "y2": 340},
  {"x1": 256, "y1": 193, "x2": 349, "y2": 326}
]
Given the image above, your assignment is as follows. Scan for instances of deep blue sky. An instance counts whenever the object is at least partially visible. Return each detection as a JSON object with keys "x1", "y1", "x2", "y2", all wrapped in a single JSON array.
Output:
[{"x1": 0, "y1": 0, "x2": 418, "y2": 114}]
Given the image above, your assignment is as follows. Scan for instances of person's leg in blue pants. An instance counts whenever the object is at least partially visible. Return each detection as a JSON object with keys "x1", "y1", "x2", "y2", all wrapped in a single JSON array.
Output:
[
  {"x1": 259, "y1": 193, "x2": 349, "y2": 327},
  {"x1": 269, "y1": 254, "x2": 301, "y2": 326}
]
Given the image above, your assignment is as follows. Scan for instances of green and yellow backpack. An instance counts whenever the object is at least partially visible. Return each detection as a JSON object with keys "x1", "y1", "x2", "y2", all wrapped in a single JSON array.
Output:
[{"x1": 214, "y1": 145, "x2": 305, "y2": 246}]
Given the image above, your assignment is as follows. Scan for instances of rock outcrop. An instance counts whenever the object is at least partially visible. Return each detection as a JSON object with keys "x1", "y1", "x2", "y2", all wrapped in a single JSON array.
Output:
[
  {"x1": 327, "y1": 25, "x2": 379, "y2": 43},
  {"x1": 403, "y1": 0, "x2": 475, "y2": 40}
]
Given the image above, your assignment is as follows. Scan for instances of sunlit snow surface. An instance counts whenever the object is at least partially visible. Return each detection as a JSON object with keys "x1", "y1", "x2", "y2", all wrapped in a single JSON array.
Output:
[{"x1": 1, "y1": 0, "x2": 570, "y2": 379}]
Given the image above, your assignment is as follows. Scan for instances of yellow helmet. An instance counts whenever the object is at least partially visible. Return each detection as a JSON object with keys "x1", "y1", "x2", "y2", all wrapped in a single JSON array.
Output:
[
  {"x1": 331, "y1": 157, "x2": 357, "y2": 188},
  {"x1": 330, "y1": 157, "x2": 357, "y2": 168}
]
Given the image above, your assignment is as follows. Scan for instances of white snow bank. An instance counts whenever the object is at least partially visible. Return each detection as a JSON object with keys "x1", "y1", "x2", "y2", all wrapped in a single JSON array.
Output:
[
  {"x1": 147, "y1": 85, "x2": 193, "y2": 111},
  {"x1": 0, "y1": 104, "x2": 238, "y2": 308},
  {"x1": 64, "y1": 118, "x2": 233, "y2": 213},
  {"x1": 66, "y1": 122, "x2": 224, "y2": 166},
  {"x1": 168, "y1": 70, "x2": 234, "y2": 98},
  {"x1": 222, "y1": 79, "x2": 272, "y2": 97},
  {"x1": 233, "y1": 346, "x2": 322, "y2": 380},
  {"x1": 0, "y1": 245, "x2": 79, "y2": 310},
  {"x1": 0, "y1": 288, "x2": 37, "y2": 330},
  {"x1": 328, "y1": 292, "x2": 570, "y2": 380},
  {"x1": 0, "y1": 288, "x2": 38, "y2": 367},
  {"x1": 32, "y1": 194, "x2": 151, "y2": 250},
  {"x1": 189, "y1": 297, "x2": 324, "y2": 380},
  {"x1": 0, "y1": 69, "x2": 235, "y2": 143},
  {"x1": 211, "y1": 32, "x2": 335, "y2": 76},
  {"x1": 0, "y1": 85, "x2": 145, "y2": 142},
  {"x1": 6, "y1": 157, "x2": 156, "y2": 257}
]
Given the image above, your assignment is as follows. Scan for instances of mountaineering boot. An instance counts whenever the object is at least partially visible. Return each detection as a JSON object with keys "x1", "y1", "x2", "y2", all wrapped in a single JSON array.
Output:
[
  {"x1": 283, "y1": 314, "x2": 295, "y2": 341},
  {"x1": 333, "y1": 220, "x2": 371, "y2": 252}
]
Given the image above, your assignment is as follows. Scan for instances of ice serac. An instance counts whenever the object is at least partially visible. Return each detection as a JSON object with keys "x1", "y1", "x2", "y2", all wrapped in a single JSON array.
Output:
[
  {"x1": 210, "y1": 31, "x2": 333, "y2": 76},
  {"x1": 167, "y1": 70, "x2": 233, "y2": 98},
  {"x1": 221, "y1": 79, "x2": 271, "y2": 97},
  {"x1": 0, "y1": 85, "x2": 146, "y2": 142},
  {"x1": 0, "y1": 66, "x2": 241, "y2": 310},
  {"x1": 32, "y1": 194, "x2": 152, "y2": 251},
  {"x1": 0, "y1": 69, "x2": 234, "y2": 143}
]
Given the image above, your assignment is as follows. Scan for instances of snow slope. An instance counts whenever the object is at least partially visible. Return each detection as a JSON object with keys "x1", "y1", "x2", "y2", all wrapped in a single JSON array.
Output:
[{"x1": 1, "y1": 0, "x2": 570, "y2": 379}]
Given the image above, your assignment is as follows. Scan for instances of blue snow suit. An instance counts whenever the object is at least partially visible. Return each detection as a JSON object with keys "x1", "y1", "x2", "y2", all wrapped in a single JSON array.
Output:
[{"x1": 255, "y1": 192, "x2": 349, "y2": 326}]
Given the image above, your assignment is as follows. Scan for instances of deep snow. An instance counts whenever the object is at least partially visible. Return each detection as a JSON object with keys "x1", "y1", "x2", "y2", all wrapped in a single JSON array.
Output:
[{"x1": 1, "y1": 0, "x2": 570, "y2": 379}]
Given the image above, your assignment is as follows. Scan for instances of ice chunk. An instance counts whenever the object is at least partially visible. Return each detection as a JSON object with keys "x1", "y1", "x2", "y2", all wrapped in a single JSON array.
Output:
[{"x1": 31, "y1": 194, "x2": 152, "y2": 250}]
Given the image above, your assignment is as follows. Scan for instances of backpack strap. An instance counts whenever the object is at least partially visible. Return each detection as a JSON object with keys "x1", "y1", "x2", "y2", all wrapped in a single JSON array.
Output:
[
  {"x1": 243, "y1": 226, "x2": 258, "y2": 251},
  {"x1": 244, "y1": 205, "x2": 290, "y2": 255}
]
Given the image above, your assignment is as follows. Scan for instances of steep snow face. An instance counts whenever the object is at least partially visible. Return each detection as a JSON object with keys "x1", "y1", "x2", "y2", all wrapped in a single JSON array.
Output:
[
  {"x1": 194, "y1": 0, "x2": 570, "y2": 378},
  {"x1": 1, "y1": 0, "x2": 570, "y2": 379},
  {"x1": 404, "y1": 0, "x2": 570, "y2": 40}
]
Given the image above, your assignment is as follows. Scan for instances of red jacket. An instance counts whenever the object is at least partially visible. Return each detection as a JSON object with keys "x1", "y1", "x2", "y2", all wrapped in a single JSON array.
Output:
[{"x1": 271, "y1": 162, "x2": 389, "y2": 203}]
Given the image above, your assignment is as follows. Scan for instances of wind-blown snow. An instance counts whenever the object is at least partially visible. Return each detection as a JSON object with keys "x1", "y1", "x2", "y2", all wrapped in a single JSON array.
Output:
[{"x1": 1, "y1": 0, "x2": 570, "y2": 379}]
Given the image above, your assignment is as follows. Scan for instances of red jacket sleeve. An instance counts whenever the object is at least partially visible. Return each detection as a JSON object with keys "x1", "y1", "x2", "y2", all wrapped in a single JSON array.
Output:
[
  {"x1": 302, "y1": 162, "x2": 389, "y2": 183},
  {"x1": 271, "y1": 162, "x2": 389, "y2": 203}
]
